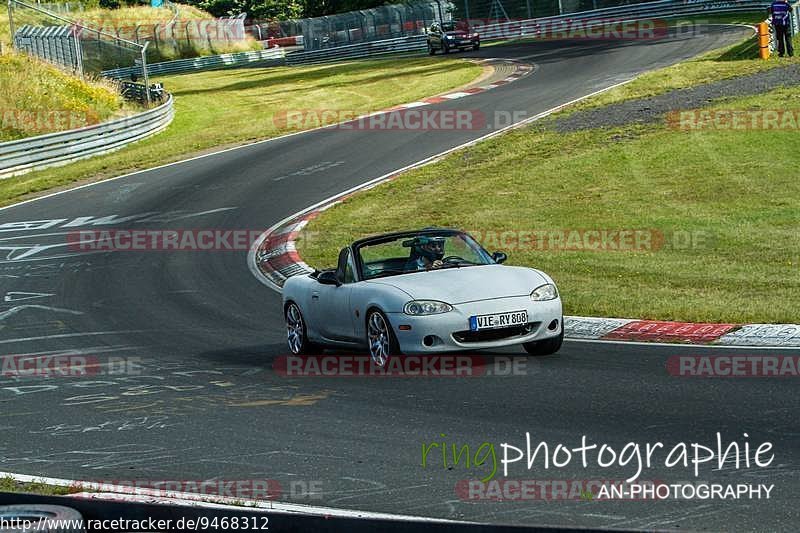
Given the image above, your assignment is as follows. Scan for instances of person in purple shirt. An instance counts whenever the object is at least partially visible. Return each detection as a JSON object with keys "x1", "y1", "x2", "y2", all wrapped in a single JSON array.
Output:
[{"x1": 770, "y1": 0, "x2": 795, "y2": 57}]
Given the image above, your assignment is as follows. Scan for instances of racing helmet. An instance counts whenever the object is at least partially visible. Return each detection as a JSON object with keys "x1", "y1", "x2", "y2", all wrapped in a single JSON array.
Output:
[{"x1": 403, "y1": 235, "x2": 446, "y2": 261}]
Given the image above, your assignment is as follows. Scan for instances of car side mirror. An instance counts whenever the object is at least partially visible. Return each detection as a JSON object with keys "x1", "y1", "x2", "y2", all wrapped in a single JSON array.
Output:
[
  {"x1": 492, "y1": 251, "x2": 507, "y2": 264},
  {"x1": 317, "y1": 270, "x2": 341, "y2": 286}
]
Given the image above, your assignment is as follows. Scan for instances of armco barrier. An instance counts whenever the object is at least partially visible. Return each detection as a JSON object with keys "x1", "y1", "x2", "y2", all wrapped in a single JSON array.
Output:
[
  {"x1": 102, "y1": 47, "x2": 285, "y2": 79},
  {"x1": 0, "y1": 95, "x2": 174, "y2": 178},
  {"x1": 286, "y1": 35, "x2": 427, "y2": 65}
]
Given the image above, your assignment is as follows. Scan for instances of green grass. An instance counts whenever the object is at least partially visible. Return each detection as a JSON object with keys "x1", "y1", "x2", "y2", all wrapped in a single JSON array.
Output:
[
  {"x1": 0, "y1": 57, "x2": 482, "y2": 204},
  {"x1": 0, "y1": 476, "x2": 78, "y2": 496},
  {"x1": 568, "y1": 32, "x2": 800, "y2": 113},
  {"x1": 296, "y1": 83, "x2": 800, "y2": 324},
  {"x1": 0, "y1": 50, "x2": 129, "y2": 141}
]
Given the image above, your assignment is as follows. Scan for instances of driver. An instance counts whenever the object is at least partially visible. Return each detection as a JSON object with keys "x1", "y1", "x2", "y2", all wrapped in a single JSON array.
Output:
[{"x1": 404, "y1": 236, "x2": 446, "y2": 271}]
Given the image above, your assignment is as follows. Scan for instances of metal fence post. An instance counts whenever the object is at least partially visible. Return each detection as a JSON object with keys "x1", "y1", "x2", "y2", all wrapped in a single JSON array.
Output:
[
  {"x1": 141, "y1": 41, "x2": 151, "y2": 105},
  {"x1": 7, "y1": 0, "x2": 16, "y2": 46},
  {"x1": 73, "y1": 23, "x2": 83, "y2": 78}
]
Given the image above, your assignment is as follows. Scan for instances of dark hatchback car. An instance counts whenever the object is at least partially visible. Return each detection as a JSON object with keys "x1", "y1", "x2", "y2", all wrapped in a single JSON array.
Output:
[{"x1": 427, "y1": 21, "x2": 480, "y2": 54}]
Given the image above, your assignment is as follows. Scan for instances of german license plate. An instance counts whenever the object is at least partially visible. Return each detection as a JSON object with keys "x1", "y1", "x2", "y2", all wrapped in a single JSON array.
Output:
[{"x1": 469, "y1": 310, "x2": 528, "y2": 331}]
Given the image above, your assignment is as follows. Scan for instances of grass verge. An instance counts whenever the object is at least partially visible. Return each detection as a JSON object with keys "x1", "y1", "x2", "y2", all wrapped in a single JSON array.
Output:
[
  {"x1": 0, "y1": 51, "x2": 130, "y2": 141},
  {"x1": 296, "y1": 85, "x2": 799, "y2": 323},
  {"x1": 0, "y1": 476, "x2": 77, "y2": 496},
  {"x1": 0, "y1": 57, "x2": 482, "y2": 205},
  {"x1": 568, "y1": 30, "x2": 800, "y2": 112}
]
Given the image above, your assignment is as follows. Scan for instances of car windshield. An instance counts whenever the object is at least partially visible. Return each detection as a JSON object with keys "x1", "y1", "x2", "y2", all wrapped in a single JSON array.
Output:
[
  {"x1": 441, "y1": 21, "x2": 456, "y2": 31},
  {"x1": 357, "y1": 231, "x2": 493, "y2": 280}
]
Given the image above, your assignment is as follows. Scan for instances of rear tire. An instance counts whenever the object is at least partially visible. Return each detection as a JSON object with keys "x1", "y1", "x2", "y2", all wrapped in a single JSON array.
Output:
[
  {"x1": 428, "y1": 42, "x2": 436, "y2": 55},
  {"x1": 285, "y1": 302, "x2": 321, "y2": 355},
  {"x1": 0, "y1": 505, "x2": 84, "y2": 533},
  {"x1": 473, "y1": 43, "x2": 480, "y2": 51},
  {"x1": 366, "y1": 309, "x2": 399, "y2": 367},
  {"x1": 523, "y1": 329, "x2": 563, "y2": 356}
]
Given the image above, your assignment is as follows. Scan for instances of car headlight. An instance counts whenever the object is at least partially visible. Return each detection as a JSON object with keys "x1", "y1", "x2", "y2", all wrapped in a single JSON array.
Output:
[
  {"x1": 530, "y1": 284, "x2": 558, "y2": 301},
  {"x1": 445, "y1": 34, "x2": 454, "y2": 39},
  {"x1": 404, "y1": 300, "x2": 453, "y2": 315}
]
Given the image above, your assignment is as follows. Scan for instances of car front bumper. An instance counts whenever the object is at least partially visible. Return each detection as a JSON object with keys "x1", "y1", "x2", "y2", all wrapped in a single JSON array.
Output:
[
  {"x1": 449, "y1": 38, "x2": 479, "y2": 47},
  {"x1": 387, "y1": 295, "x2": 562, "y2": 353}
]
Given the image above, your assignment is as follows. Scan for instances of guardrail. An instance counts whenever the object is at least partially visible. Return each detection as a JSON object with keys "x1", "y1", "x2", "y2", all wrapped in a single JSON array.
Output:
[
  {"x1": 0, "y1": 95, "x2": 175, "y2": 179},
  {"x1": 102, "y1": 47, "x2": 286, "y2": 79},
  {"x1": 286, "y1": 35, "x2": 427, "y2": 65},
  {"x1": 467, "y1": 0, "x2": 774, "y2": 41}
]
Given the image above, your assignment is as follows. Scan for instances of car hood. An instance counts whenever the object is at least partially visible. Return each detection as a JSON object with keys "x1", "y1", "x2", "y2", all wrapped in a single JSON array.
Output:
[
  {"x1": 367, "y1": 265, "x2": 548, "y2": 304},
  {"x1": 446, "y1": 30, "x2": 470, "y2": 37}
]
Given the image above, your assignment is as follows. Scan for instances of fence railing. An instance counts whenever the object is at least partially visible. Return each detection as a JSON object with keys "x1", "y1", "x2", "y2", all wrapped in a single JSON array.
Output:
[
  {"x1": 101, "y1": 47, "x2": 286, "y2": 79},
  {"x1": 0, "y1": 95, "x2": 175, "y2": 179},
  {"x1": 13, "y1": 24, "x2": 81, "y2": 73}
]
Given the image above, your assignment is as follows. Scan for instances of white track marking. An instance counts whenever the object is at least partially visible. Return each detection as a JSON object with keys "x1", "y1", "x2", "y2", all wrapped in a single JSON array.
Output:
[
  {"x1": 0, "y1": 305, "x2": 83, "y2": 321},
  {"x1": 0, "y1": 330, "x2": 150, "y2": 344}
]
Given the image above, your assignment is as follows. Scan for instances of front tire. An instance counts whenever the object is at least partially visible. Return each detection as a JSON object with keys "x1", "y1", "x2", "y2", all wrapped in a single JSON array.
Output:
[
  {"x1": 428, "y1": 42, "x2": 436, "y2": 55},
  {"x1": 473, "y1": 43, "x2": 480, "y2": 51},
  {"x1": 285, "y1": 302, "x2": 320, "y2": 355},
  {"x1": 523, "y1": 329, "x2": 563, "y2": 356},
  {"x1": 442, "y1": 42, "x2": 450, "y2": 54},
  {"x1": 366, "y1": 309, "x2": 399, "y2": 367}
]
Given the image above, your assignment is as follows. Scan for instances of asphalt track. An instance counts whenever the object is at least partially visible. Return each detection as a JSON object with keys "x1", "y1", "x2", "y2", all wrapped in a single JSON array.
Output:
[{"x1": 1, "y1": 26, "x2": 797, "y2": 531}]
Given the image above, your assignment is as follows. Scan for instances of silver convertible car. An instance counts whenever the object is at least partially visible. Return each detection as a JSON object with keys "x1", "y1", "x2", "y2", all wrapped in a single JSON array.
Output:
[{"x1": 282, "y1": 228, "x2": 563, "y2": 366}]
